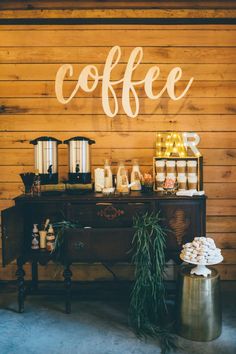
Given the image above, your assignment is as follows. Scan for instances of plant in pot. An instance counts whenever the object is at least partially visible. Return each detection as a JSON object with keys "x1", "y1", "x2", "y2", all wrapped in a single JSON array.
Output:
[
  {"x1": 129, "y1": 212, "x2": 177, "y2": 354},
  {"x1": 141, "y1": 173, "x2": 154, "y2": 193},
  {"x1": 52, "y1": 220, "x2": 82, "y2": 261}
]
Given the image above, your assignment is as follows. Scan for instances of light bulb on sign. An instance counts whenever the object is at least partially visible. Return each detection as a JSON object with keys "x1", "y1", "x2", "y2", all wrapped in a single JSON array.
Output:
[{"x1": 155, "y1": 131, "x2": 201, "y2": 157}]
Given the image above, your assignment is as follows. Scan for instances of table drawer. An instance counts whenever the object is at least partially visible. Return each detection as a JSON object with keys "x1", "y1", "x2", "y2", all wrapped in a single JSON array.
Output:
[
  {"x1": 68, "y1": 202, "x2": 153, "y2": 228},
  {"x1": 64, "y1": 228, "x2": 134, "y2": 262},
  {"x1": 28, "y1": 203, "x2": 66, "y2": 225}
]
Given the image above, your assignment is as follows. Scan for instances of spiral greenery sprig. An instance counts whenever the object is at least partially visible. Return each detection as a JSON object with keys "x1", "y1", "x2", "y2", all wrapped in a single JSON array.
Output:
[{"x1": 129, "y1": 212, "x2": 177, "y2": 354}]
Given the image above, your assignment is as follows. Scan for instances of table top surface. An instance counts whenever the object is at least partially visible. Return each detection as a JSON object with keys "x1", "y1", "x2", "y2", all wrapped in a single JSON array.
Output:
[{"x1": 15, "y1": 191, "x2": 207, "y2": 203}]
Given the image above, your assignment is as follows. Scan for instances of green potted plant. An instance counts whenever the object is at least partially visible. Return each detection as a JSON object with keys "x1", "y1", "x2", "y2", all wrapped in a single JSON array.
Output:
[
  {"x1": 52, "y1": 220, "x2": 82, "y2": 261},
  {"x1": 129, "y1": 212, "x2": 177, "y2": 354},
  {"x1": 141, "y1": 173, "x2": 154, "y2": 193}
]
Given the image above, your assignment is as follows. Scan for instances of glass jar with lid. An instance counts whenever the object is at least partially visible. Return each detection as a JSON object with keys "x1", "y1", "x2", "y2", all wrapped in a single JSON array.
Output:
[
  {"x1": 116, "y1": 160, "x2": 129, "y2": 193},
  {"x1": 131, "y1": 159, "x2": 142, "y2": 191}
]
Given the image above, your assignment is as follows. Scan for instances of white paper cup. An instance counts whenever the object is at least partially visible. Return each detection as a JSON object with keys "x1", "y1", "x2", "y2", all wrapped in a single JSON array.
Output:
[
  {"x1": 156, "y1": 160, "x2": 165, "y2": 173},
  {"x1": 187, "y1": 160, "x2": 197, "y2": 174},
  {"x1": 156, "y1": 173, "x2": 165, "y2": 191},
  {"x1": 177, "y1": 160, "x2": 186, "y2": 173},
  {"x1": 156, "y1": 173, "x2": 166, "y2": 181},
  {"x1": 166, "y1": 173, "x2": 176, "y2": 181},
  {"x1": 177, "y1": 174, "x2": 187, "y2": 190},
  {"x1": 188, "y1": 174, "x2": 198, "y2": 190},
  {"x1": 166, "y1": 160, "x2": 176, "y2": 173},
  {"x1": 156, "y1": 160, "x2": 165, "y2": 167}
]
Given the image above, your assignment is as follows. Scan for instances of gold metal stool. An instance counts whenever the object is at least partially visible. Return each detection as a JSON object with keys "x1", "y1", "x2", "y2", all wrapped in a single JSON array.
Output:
[{"x1": 176, "y1": 265, "x2": 222, "y2": 341}]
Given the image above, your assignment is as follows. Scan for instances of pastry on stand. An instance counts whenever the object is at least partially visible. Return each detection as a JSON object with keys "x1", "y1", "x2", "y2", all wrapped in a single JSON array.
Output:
[
  {"x1": 177, "y1": 236, "x2": 223, "y2": 341},
  {"x1": 180, "y1": 236, "x2": 223, "y2": 277}
]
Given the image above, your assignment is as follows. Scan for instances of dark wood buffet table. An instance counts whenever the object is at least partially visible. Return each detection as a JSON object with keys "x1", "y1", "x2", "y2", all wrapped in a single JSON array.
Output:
[{"x1": 1, "y1": 192, "x2": 206, "y2": 313}]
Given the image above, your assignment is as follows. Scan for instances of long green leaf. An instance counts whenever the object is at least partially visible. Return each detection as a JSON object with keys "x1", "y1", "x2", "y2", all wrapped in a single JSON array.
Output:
[{"x1": 129, "y1": 212, "x2": 177, "y2": 354}]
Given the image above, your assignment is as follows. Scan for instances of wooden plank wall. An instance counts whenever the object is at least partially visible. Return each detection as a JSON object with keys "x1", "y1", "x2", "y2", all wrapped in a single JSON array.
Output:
[
  {"x1": 0, "y1": 23, "x2": 236, "y2": 280},
  {"x1": 1, "y1": 1, "x2": 236, "y2": 18}
]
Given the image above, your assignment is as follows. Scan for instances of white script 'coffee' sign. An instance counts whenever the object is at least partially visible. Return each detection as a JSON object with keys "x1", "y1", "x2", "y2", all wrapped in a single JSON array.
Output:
[{"x1": 55, "y1": 46, "x2": 194, "y2": 118}]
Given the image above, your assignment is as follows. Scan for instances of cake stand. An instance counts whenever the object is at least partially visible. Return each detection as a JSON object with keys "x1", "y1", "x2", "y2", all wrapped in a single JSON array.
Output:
[{"x1": 180, "y1": 254, "x2": 223, "y2": 277}]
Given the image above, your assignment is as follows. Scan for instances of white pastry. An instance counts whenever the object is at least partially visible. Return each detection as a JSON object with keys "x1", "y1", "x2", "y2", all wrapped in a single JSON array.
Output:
[
  {"x1": 183, "y1": 243, "x2": 192, "y2": 249},
  {"x1": 192, "y1": 241, "x2": 199, "y2": 248},
  {"x1": 181, "y1": 236, "x2": 222, "y2": 265},
  {"x1": 184, "y1": 255, "x2": 191, "y2": 261},
  {"x1": 206, "y1": 237, "x2": 215, "y2": 244},
  {"x1": 198, "y1": 252, "x2": 205, "y2": 257},
  {"x1": 196, "y1": 255, "x2": 205, "y2": 261}
]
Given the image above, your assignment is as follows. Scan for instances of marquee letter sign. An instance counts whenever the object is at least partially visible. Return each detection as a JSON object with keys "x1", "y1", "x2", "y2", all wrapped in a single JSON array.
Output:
[
  {"x1": 156, "y1": 132, "x2": 201, "y2": 157},
  {"x1": 55, "y1": 46, "x2": 194, "y2": 118}
]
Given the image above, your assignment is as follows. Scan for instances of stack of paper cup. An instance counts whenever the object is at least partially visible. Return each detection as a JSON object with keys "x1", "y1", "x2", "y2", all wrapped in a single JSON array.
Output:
[
  {"x1": 166, "y1": 160, "x2": 176, "y2": 173},
  {"x1": 177, "y1": 160, "x2": 186, "y2": 174},
  {"x1": 176, "y1": 161, "x2": 187, "y2": 190},
  {"x1": 187, "y1": 160, "x2": 197, "y2": 174},
  {"x1": 177, "y1": 174, "x2": 187, "y2": 190},
  {"x1": 188, "y1": 174, "x2": 198, "y2": 190},
  {"x1": 156, "y1": 160, "x2": 165, "y2": 173},
  {"x1": 156, "y1": 172, "x2": 165, "y2": 191},
  {"x1": 165, "y1": 161, "x2": 176, "y2": 183},
  {"x1": 187, "y1": 160, "x2": 198, "y2": 190}
]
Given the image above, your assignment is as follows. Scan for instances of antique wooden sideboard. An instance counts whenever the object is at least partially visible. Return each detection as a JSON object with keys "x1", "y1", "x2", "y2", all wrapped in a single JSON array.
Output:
[{"x1": 1, "y1": 192, "x2": 206, "y2": 313}]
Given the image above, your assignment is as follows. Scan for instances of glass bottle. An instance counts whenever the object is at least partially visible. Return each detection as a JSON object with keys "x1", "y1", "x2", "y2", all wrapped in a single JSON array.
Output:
[
  {"x1": 33, "y1": 169, "x2": 41, "y2": 197},
  {"x1": 31, "y1": 224, "x2": 40, "y2": 250},
  {"x1": 104, "y1": 159, "x2": 113, "y2": 188},
  {"x1": 116, "y1": 160, "x2": 124, "y2": 191},
  {"x1": 116, "y1": 160, "x2": 129, "y2": 193},
  {"x1": 120, "y1": 173, "x2": 129, "y2": 194},
  {"x1": 131, "y1": 159, "x2": 142, "y2": 191},
  {"x1": 46, "y1": 224, "x2": 56, "y2": 252}
]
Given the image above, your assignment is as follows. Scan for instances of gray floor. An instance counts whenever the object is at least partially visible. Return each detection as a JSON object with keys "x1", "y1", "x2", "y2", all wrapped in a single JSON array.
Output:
[{"x1": 0, "y1": 286, "x2": 235, "y2": 354}]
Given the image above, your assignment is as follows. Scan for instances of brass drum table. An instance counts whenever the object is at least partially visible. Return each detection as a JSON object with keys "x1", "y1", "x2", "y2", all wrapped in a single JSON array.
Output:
[{"x1": 176, "y1": 265, "x2": 222, "y2": 341}]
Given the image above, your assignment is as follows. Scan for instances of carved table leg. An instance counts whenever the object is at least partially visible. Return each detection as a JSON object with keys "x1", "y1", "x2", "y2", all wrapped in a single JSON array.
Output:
[
  {"x1": 31, "y1": 261, "x2": 38, "y2": 292},
  {"x1": 63, "y1": 264, "x2": 72, "y2": 314},
  {"x1": 16, "y1": 258, "x2": 25, "y2": 313}
]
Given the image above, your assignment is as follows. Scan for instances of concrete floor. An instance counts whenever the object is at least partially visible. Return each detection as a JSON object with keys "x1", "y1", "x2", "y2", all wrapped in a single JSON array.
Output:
[{"x1": 0, "y1": 284, "x2": 235, "y2": 354}]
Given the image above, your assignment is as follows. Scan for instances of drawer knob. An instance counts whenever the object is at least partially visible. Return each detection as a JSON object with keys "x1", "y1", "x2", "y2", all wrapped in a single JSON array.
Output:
[{"x1": 97, "y1": 205, "x2": 124, "y2": 220}]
